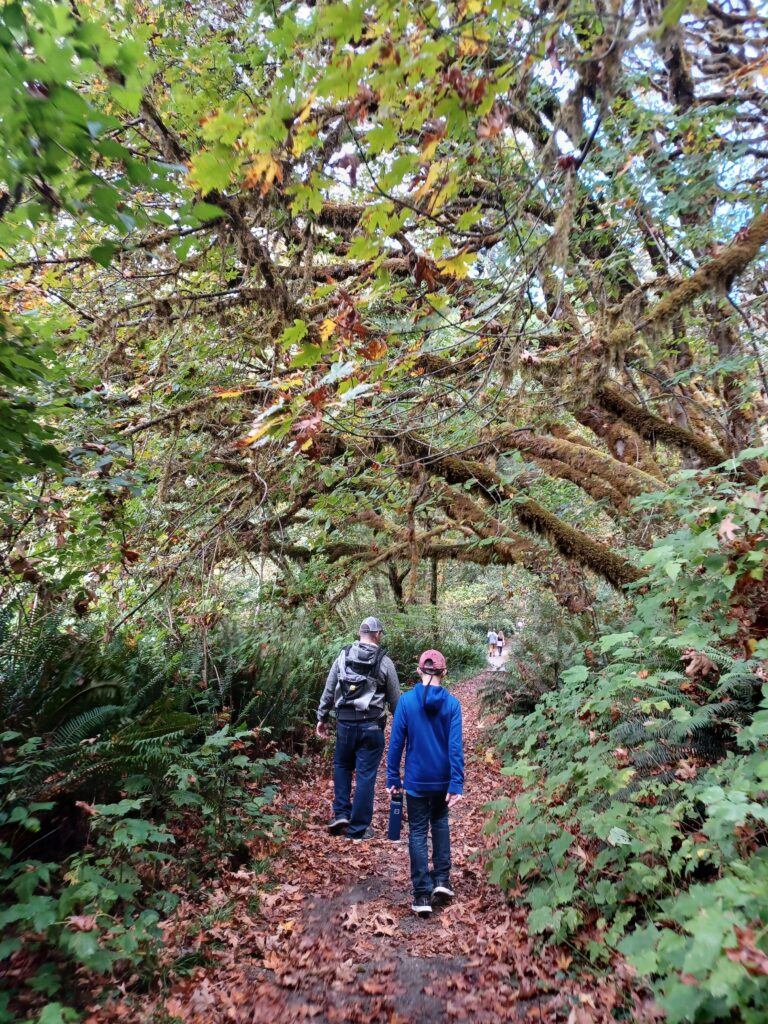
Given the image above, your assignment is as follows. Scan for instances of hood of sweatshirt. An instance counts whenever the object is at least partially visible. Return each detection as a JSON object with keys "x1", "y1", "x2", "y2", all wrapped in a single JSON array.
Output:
[
  {"x1": 347, "y1": 641, "x2": 381, "y2": 666},
  {"x1": 418, "y1": 683, "x2": 449, "y2": 716}
]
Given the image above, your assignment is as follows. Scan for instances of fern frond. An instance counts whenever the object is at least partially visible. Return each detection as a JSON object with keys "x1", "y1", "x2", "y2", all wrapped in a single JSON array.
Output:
[{"x1": 52, "y1": 705, "x2": 122, "y2": 747}]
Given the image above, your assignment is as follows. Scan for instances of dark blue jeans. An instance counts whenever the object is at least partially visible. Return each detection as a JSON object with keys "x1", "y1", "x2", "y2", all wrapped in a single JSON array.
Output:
[
  {"x1": 406, "y1": 791, "x2": 451, "y2": 900},
  {"x1": 333, "y1": 720, "x2": 385, "y2": 838}
]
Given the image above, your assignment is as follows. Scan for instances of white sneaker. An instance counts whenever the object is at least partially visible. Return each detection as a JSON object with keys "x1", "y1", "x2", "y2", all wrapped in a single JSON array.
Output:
[{"x1": 411, "y1": 898, "x2": 433, "y2": 916}]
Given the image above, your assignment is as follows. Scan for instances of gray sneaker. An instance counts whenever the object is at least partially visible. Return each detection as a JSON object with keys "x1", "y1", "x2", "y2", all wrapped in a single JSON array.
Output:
[{"x1": 328, "y1": 816, "x2": 350, "y2": 835}]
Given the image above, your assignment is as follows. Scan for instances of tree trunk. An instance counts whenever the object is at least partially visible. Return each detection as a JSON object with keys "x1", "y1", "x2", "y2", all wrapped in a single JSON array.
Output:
[
  {"x1": 387, "y1": 562, "x2": 405, "y2": 610},
  {"x1": 430, "y1": 555, "x2": 438, "y2": 606}
]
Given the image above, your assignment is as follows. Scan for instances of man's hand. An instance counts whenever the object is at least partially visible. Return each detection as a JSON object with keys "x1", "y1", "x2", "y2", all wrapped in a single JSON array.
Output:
[
  {"x1": 446, "y1": 793, "x2": 462, "y2": 808},
  {"x1": 386, "y1": 785, "x2": 401, "y2": 796},
  {"x1": 316, "y1": 721, "x2": 330, "y2": 739}
]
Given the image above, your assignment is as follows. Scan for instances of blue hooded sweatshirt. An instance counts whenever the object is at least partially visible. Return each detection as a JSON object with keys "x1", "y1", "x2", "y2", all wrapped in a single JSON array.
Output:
[{"x1": 386, "y1": 684, "x2": 464, "y2": 795}]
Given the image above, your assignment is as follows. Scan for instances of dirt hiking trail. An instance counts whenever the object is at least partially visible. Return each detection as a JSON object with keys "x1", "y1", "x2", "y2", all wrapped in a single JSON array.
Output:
[{"x1": 88, "y1": 672, "x2": 644, "y2": 1024}]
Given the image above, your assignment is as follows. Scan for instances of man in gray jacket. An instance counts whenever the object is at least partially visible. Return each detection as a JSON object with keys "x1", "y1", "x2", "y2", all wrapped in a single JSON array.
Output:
[{"x1": 316, "y1": 616, "x2": 400, "y2": 839}]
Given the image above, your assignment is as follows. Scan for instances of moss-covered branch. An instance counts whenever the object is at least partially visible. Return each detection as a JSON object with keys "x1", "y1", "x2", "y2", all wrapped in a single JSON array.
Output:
[
  {"x1": 490, "y1": 428, "x2": 665, "y2": 498},
  {"x1": 644, "y1": 207, "x2": 768, "y2": 328},
  {"x1": 596, "y1": 381, "x2": 730, "y2": 465},
  {"x1": 401, "y1": 436, "x2": 642, "y2": 588},
  {"x1": 569, "y1": 410, "x2": 665, "y2": 481}
]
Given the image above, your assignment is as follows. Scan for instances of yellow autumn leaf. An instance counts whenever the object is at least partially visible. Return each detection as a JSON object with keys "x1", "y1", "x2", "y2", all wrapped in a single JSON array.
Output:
[
  {"x1": 319, "y1": 318, "x2": 336, "y2": 342},
  {"x1": 414, "y1": 161, "x2": 445, "y2": 203},
  {"x1": 243, "y1": 153, "x2": 284, "y2": 195},
  {"x1": 274, "y1": 373, "x2": 304, "y2": 391},
  {"x1": 436, "y1": 252, "x2": 477, "y2": 279},
  {"x1": 414, "y1": 161, "x2": 459, "y2": 214},
  {"x1": 459, "y1": 29, "x2": 488, "y2": 56},
  {"x1": 290, "y1": 94, "x2": 318, "y2": 157},
  {"x1": 430, "y1": 185, "x2": 455, "y2": 213},
  {"x1": 421, "y1": 138, "x2": 440, "y2": 161},
  {"x1": 235, "y1": 418, "x2": 282, "y2": 448},
  {"x1": 294, "y1": 93, "x2": 316, "y2": 127}
]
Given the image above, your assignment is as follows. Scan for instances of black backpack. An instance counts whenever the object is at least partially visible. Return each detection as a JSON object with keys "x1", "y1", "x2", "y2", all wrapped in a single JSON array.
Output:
[{"x1": 337, "y1": 644, "x2": 387, "y2": 707}]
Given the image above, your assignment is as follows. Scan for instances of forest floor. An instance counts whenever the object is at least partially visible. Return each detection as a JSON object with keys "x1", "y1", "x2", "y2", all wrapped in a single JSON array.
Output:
[{"x1": 86, "y1": 669, "x2": 651, "y2": 1024}]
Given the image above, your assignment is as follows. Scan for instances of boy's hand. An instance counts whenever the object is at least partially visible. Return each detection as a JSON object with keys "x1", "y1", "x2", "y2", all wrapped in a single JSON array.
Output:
[
  {"x1": 386, "y1": 785, "x2": 401, "y2": 796},
  {"x1": 316, "y1": 722, "x2": 330, "y2": 739},
  {"x1": 446, "y1": 793, "x2": 462, "y2": 808}
]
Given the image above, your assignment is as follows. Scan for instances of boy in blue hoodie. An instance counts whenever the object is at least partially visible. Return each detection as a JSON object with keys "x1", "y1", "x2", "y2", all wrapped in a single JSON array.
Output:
[{"x1": 386, "y1": 649, "x2": 464, "y2": 916}]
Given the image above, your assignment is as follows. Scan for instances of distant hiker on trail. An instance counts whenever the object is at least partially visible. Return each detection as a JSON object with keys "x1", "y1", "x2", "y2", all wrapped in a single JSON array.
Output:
[
  {"x1": 386, "y1": 649, "x2": 464, "y2": 917},
  {"x1": 486, "y1": 629, "x2": 497, "y2": 658},
  {"x1": 316, "y1": 616, "x2": 400, "y2": 840},
  {"x1": 496, "y1": 630, "x2": 505, "y2": 657}
]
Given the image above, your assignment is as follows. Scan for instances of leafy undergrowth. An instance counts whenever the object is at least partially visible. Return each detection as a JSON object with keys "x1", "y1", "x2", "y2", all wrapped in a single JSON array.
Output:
[
  {"x1": 485, "y1": 462, "x2": 768, "y2": 1023},
  {"x1": 1, "y1": 740, "x2": 289, "y2": 1024},
  {"x1": 0, "y1": 610, "x2": 318, "y2": 1024},
  {"x1": 78, "y1": 673, "x2": 654, "y2": 1024}
]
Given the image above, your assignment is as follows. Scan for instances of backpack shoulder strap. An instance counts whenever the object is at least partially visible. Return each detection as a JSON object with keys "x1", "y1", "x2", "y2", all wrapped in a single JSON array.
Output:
[{"x1": 372, "y1": 646, "x2": 387, "y2": 691}]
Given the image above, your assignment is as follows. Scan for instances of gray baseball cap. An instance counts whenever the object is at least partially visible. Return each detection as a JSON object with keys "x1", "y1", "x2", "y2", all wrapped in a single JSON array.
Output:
[{"x1": 360, "y1": 616, "x2": 385, "y2": 635}]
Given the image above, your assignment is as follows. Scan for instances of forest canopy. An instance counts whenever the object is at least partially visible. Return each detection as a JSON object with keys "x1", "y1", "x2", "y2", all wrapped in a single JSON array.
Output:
[{"x1": 1, "y1": 0, "x2": 767, "y2": 618}]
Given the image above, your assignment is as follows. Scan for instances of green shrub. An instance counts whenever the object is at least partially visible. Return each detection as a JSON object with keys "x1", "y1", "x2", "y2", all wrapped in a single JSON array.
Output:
[
  {"x1": 0, "y1": 609, "x2": 324, "y2": 810},
  {"x1": 0, "y1": 608, "x2": 198, "y2": 735},
  {"x1": 488, "y1": 454, "x2": 768, "y2": 1023},
  {"x1": 208, "y1": 622, "x2": 326, "y2": 741},
  {"x1": 0, "y1": 727, "x2": 287, "y2": 1023},
  {"x1": 0, "y1": 610, "x2": 298, "y2": 1021}
]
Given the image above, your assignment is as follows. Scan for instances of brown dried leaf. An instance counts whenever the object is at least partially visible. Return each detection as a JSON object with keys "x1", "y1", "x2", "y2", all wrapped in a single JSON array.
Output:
[
  {"x1": 682, "y1": 649, "x2": 718, "y2": 679},
  {"x1": 718, "y1": 513, "x2": 740, "y2": 543},
  {"x1": 675, "y1": 759, "x2": 698, "y2": 781},
  {"x1": 726, "y1": 925, "x2": 768, "y2": 976},
  {"x1": 68, "y1": 914, "x2": 99, "y2": 931},
  {"x1": 370, "y1": 910, "x2": 397, "y2": 936},
  {"x1": 567, "y1": 1008, "x2": 594, "y2": 1024},
  {"x1": 360, "y1": 337, "x2": 387, "y2": 360},
  {"x1": 340, "y1": 904, "x2": 361, "y2": 931},
  {"x1": 477, "y1": 106, "x2": 508, "y2": 140}
]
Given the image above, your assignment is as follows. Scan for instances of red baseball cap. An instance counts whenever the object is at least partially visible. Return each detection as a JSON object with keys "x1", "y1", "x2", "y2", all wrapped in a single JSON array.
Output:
[{"x1": 418, "y1": 649, "x2": 447, "y2": 673}]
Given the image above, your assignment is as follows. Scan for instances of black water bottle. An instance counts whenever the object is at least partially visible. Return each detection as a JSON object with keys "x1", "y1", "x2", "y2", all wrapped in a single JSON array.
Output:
[{"x1": 388, "y1": 791, "x2": 403, "y2": 841}]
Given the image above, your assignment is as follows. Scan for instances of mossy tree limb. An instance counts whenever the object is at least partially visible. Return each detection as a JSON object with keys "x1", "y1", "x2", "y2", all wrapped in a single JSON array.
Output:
[
  {"x1": 596, "y1": 382, "x2": 733, "y2": 467},
  {"x1": 489, "y1": 428, "x2": 666, "y2": 498},
  {"x1": 400, "y1": 436, "x2": 642, "y2": 589}
]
